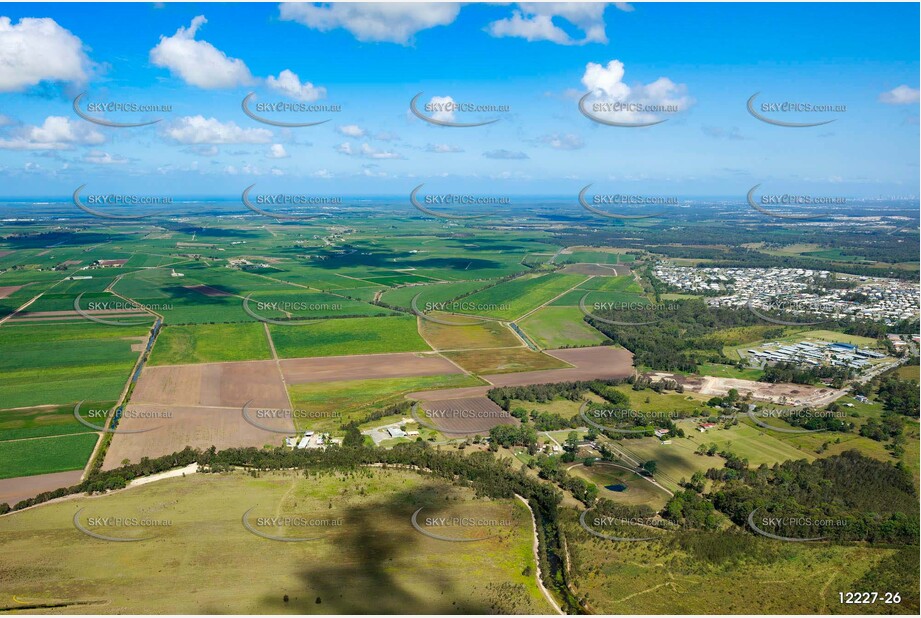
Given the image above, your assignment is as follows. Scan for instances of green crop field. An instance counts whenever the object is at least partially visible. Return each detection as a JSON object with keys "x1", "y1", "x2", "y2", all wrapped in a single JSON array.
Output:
[
  {"x1": 0, "y1": 469, "x2": 552, "y2": 614},
  {"x1": 0, "y1": 322, "x2": 145, "y2": 409},
  {"x1": 269, "y1": 316, "x2": 430, "y2": 358},
  {"x1": 518, "y1": 306, "x2": 608, "y2": 349},
  {"x1": 419, "y1": 313, "x2": 522, "y2": 350},
  {"x1": 443, "y1": 348, "x2": 571, "y2": 375},
  {"x1": 288, "y1": 374, "x2": 486, "y2": 431},
  {"x1": 0, "y1": 403, "x2": 111, "y2": 442},
  {"x1": 458, "y1": 273, "x2": 586, "y2": 320},
  {"x1": 149, "y1": 323, "x2": 272, "y2": 365},
  {"x1": 380, "y1": 280, "x2": 497, "y2": 311},
  {"x1": 0, "y1": 432, "x2": 97, "y2": 479}
]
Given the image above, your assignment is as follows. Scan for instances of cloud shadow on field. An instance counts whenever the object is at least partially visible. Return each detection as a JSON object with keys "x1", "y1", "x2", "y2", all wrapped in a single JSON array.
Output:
[{"x1": 236, "y1": 486, "x2": 494, "y2": 615}]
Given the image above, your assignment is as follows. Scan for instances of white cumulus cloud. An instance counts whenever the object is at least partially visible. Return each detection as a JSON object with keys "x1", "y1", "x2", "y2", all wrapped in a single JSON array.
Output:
[
  {"x1": 266, "y1": 143, "x2": 289, "y2": 159},
  {"x1": 279, "y1": 2, "x2": 461, "y2": 44},
  {"x1": 580, "y1": 59, "x2": 692, "y2": 124},
  {"x1": 337, "y1": 124, "x2": 366, "y2": 138},
  {"x1": 150, "y1": 16, "x2": 254, "y2": 89},
  {"x1": 426, "y1": 143, "x2": 464, "y2": 153},
  {"x1": 0, "y1": 17, "x2": 92, "y2": 91},
  {"x1": 487, "y1": 3, "x2": 611, "y2": 46},
  {"x1": 83, "y1": 150, "x2": 128, "y2": 165},
  {"x1": 538, "y1": 133, "x2": 584, "y2": 150},
  {"x1": 266, "y1": 69, "x2": 326, "y2": 102},
  {"x1": 0, "y1": 116, "x2": 104, "y2": 150},
  {"x1": 879, "y1": 85, "x2": 920, "y2": 105},
  {"x1": 164, "y1": 116, "x2": 272, "y2": 144}
]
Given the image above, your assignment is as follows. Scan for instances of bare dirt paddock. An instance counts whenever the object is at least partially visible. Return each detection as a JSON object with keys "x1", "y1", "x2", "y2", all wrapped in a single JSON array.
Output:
[
  {"x1": 105, "y1": 360, "x2": 294, "y2": 469},
  {"x1": 0, "y1": 284, "x2": 23, "y2": 299},
  {"x1": 656, "y1": 373, "x2": 846, "y2": 407},
  {"x1": 0, "y1": 470, "x2": 83, "y2": 506},
  {"x1": 279, "y1": 352, "x2": 460, "y2": 384},
  {"x1": 106, "y1": 352, "x2": 464, "y2": 467},
  {"x1": 488, "y1": 346, "x2": 634, "y2": 387},
  {"x1": 131, "y1": 361, "x2": 290, "y2": 408},
  {"x1": 418, "y1": 397, "x2": 517, "y2": 436},
  {"x1": 408, "y1": 346, "x2": 635, "y2": 401},
  {"x1": 103, "y1": 403, "x2": 293, "y2": 470}
]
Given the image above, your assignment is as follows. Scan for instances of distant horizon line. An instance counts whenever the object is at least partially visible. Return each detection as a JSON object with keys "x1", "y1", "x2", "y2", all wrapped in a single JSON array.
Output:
[{"x1": 1, "y1": 195, "x2": 919, "y2": 203}]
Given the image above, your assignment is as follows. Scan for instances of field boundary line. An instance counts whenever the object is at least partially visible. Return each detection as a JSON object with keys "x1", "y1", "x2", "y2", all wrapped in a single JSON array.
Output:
[
  {"x1": 263, "y1": 322, "x2": 297, "y2": 421},
  {"x1": 0, "y1": 432, "x2": 97, "y2": 444}
]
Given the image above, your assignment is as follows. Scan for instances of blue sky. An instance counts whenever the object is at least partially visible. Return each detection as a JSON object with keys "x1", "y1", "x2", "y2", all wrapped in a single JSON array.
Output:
[{"x1": 0, "y1": 2, "x2": 918, "y2": 198}]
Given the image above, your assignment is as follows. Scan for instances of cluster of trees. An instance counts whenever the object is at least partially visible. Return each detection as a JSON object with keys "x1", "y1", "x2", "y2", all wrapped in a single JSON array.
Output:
[
  {"x1": 706, "y1": 450, "x2": 919, "y2": 544},
  {"x1": 760, "y1": 362, "x2": 852, "y2": 387},
  {"x1": 487, "y1": 380, "x2": 609, "y2": 409},
  {"x1": 586, "y1": 299, "x2": 766, "y2": 372},
  {"x1": 488, "y1": 424, "x2": 539, "y2": 451},
  {"x1": 4, "y1": 447, "x2": 201, "y2": 512},
  {"x1": 859, "y1": 414, "x2": 904, "y2": 442},
  {"x1": 876, "y1": 375, "x2": 920, "y2": 417},
  {"x1": 762, "y1": 405, "x2": 854, "y2": 433}
]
